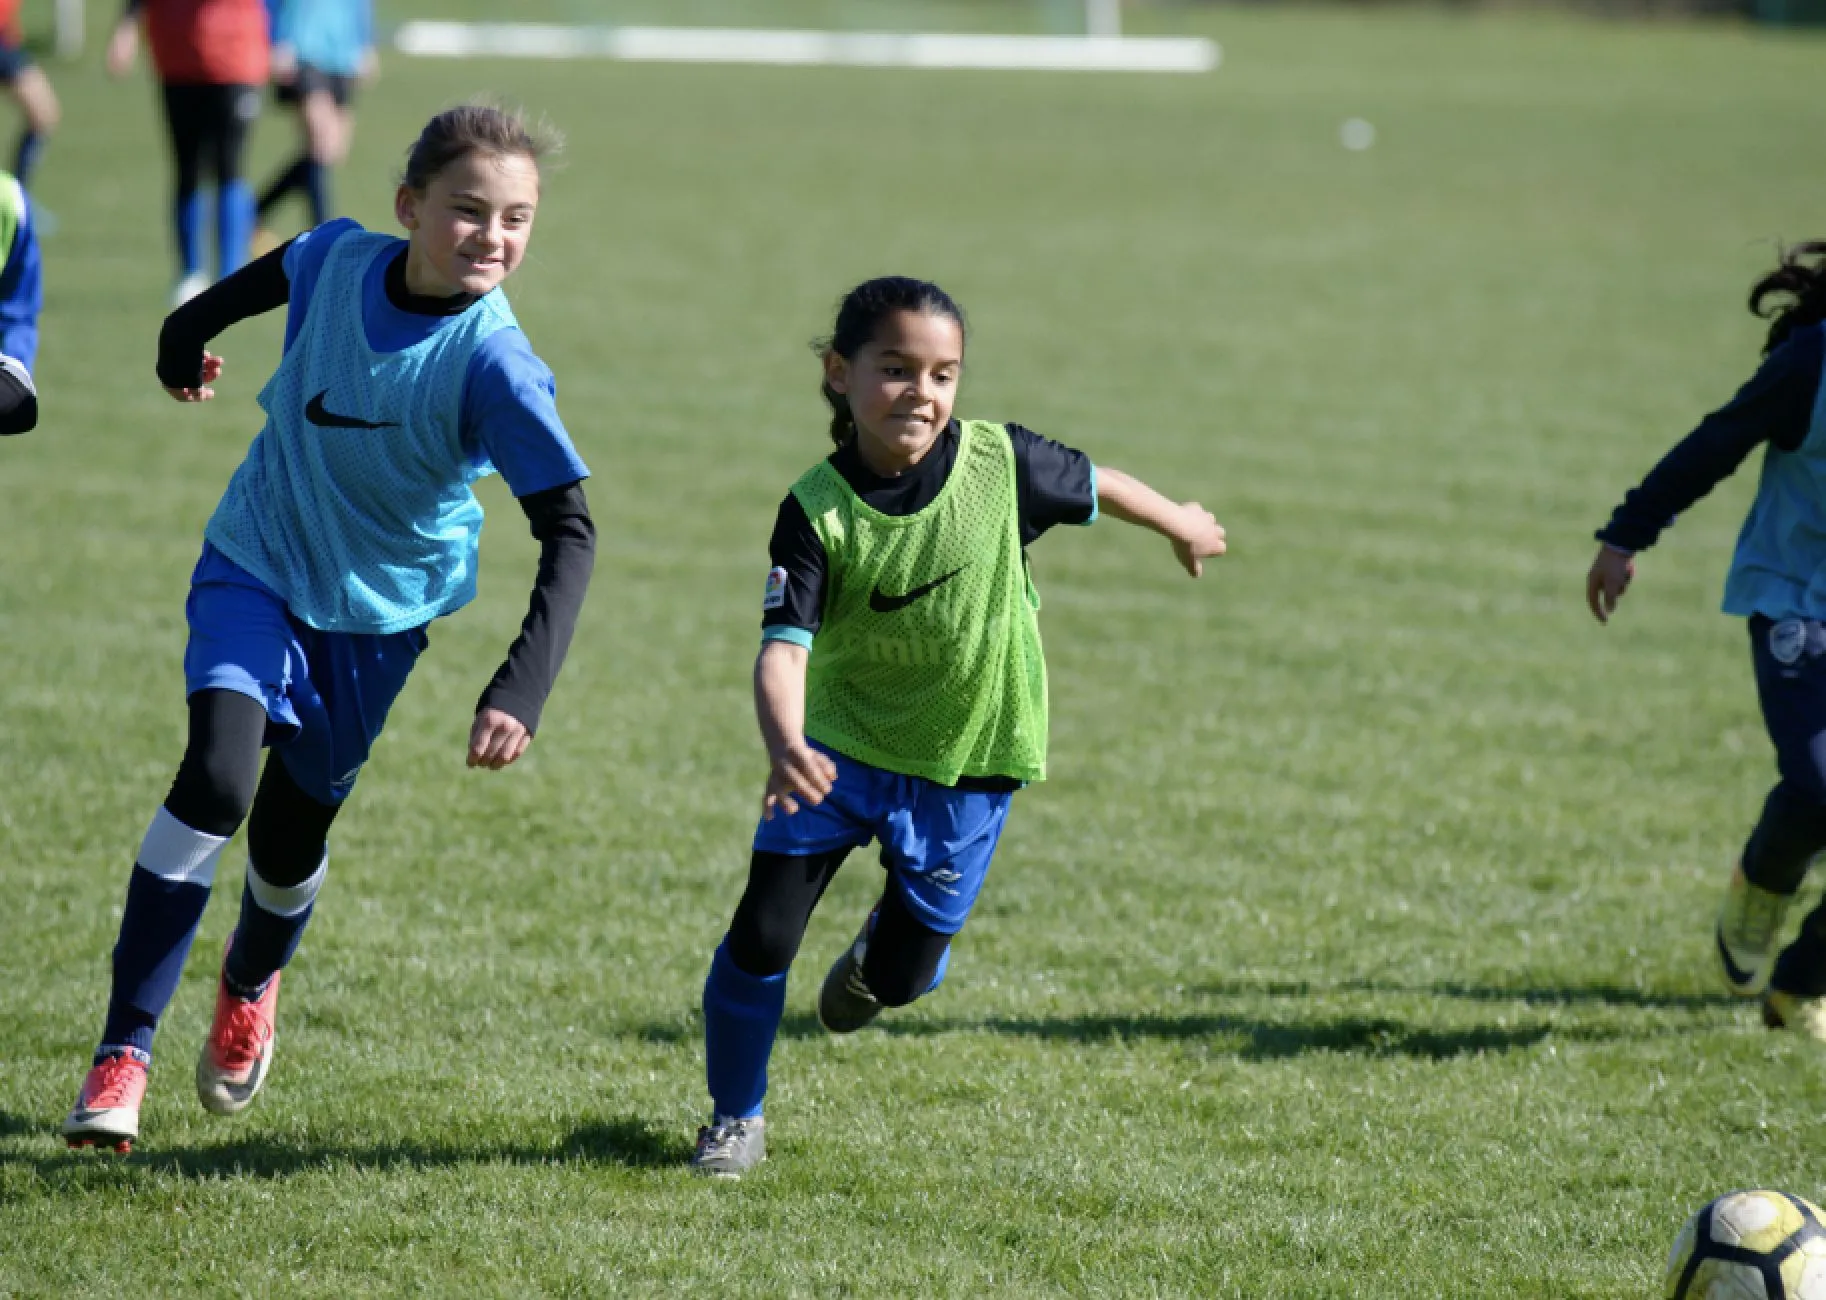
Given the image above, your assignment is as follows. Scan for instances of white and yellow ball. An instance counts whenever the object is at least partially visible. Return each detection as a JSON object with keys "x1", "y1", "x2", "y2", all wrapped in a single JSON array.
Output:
[{"x1": 1666, "y1": 1190, "x2": 1826, "y2": 1300}]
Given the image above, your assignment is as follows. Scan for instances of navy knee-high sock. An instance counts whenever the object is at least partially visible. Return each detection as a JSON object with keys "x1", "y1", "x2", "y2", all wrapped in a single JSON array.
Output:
[
  {"x1": 99, "y1": 808, "x2": 231, "y2": 1062},
  {"x1": 224, "y1": 853, "x2": 326, "y2": 998},
  {"x1": 13, "y1": 130, "x2": 43, "y2": 189},
  {"x1": 256, "y1": 156, "x2": 309, "y2": 220},
  {"x1": 702, "y1": 939, "x2": 787, "y2": 1121},
  {"x1": 303, "y1": 160, "x2": 330, "y2": 227}
]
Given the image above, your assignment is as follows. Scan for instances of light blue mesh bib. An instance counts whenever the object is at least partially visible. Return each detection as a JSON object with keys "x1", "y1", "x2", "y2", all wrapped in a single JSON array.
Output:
[
  {"x1": 205, "y1": 231, "x2": 518, "y2": 634},
  {"x1": 1725, "y1": 340, "x2": 1826, "y2": 621}
]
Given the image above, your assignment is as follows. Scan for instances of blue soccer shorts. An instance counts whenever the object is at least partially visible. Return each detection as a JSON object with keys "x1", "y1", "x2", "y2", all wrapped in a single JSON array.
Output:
[
  {"x1": 751, "y1": 739, "x2": 1015, "y2": 935},
  {"x1": 182, "y1": 543, "x2": 427, "y2": 805}
]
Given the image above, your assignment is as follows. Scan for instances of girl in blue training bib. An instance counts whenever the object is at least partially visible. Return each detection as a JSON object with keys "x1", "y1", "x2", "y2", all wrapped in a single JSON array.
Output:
[
  {"x1": 61, "y1": 104, "x2": 597, "y2": 1153},
  {"x1": 1590, "y1": 240, "x2": 1826, "y2": 1035}
]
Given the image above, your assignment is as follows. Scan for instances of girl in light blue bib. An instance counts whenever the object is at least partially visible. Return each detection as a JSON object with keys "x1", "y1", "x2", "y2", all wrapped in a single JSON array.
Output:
[
  {"x1": 1590, "y1": 241, "x2": 1826, "y2": 1037},
  {"x1": 62, "y1": 104, "x2": 598, "y2": 1154}
]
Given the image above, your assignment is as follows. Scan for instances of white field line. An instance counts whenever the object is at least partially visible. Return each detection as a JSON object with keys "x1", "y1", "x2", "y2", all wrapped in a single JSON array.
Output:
[{"x1": 393, "y1": 23, "x2": 1219, "y2": 73}]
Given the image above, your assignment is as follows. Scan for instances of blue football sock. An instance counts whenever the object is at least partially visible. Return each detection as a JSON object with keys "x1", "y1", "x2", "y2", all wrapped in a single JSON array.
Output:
[
  {"x1": 216, "y1": 179, "x2": 255, "y2": 277},
  {"x1": 174, "y1": 189, "x2": 207, "y2": 277},
  {"x1": 303, "y1": 161, "x2": 330, "y2": 228},
  {"x1": 13, "y1": 130, "x2": 42, "y2": 188},
  {"x1": 702, "y1": 939, "x2": 787, "y2": 1121},
  {"x1": 102, "y1": 869, "x2": 212, "y2": 1059},
  {"x1": 224, "y1": 853, "x2": 326, "y2": 998},
  {"x1": 99, "y1": 808, "x2": 232, "y2": 1062}
]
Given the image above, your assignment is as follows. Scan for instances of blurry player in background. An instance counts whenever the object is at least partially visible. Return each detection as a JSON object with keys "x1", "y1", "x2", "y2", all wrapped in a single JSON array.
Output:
[
  {"x1": 107, "y1": 0, "x2": 269, "y2": 304},
  {"x1": 0, "y1": 0, "x2": 59, "y2": 196},
  {"x1": 689, "y1": 276, "x2": 1229, "y2": 1178},
  {"x1": 1589, "y1": 240, "x2": 1826, "y2": 1037},
  {"x1": 0, "y1": 162, "x2": 44, "y2": 434},
  {"x1": 60, "y1": 104, "x2": 595, "y2": 1153},
  {"x1": 255, "y1": 0, "x2": 376, "y2": 242}
]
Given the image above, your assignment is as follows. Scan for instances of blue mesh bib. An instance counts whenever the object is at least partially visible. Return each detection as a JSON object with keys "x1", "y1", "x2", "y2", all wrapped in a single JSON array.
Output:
[
  {"x1": 205, "y1": 231, "x2": 518, "y2": 634},
  {"x1": 1725, "y1": 339, "x2": 1826, "y2": 621}
]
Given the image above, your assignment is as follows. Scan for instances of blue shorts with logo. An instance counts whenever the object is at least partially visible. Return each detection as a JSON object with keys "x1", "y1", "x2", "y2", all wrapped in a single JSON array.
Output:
[
  {"x1": 183, "y1": 543, "x2": 427, "y2": 805},
  {"x1": 751, "y1": 739, "x2": 1015, "y2": 935}
]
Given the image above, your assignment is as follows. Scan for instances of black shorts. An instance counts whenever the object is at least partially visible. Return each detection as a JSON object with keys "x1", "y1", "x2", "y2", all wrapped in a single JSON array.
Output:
[
  {"x1": 0, "y1": 34, "x2": 32, "y2": 83},
  {"x1": 160, "y1": 82, "x2": 262, "y2": 185},
  {"x1": 274, "y1": 63, "x2": 352, "y2": 109}
]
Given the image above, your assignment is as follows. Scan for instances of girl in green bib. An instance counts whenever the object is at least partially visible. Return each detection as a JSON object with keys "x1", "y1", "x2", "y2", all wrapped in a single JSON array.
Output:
[{"x1": 692, "y1": 276, "x2": 1228, "y2": 1177}]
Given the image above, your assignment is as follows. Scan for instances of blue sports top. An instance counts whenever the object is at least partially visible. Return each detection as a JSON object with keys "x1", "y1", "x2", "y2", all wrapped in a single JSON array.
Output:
[
  {"x1": 0, "y1": 170, "x2": 41, "y2": 370},
  {"x1": 1596, "y1": 324, "x2": 1826, "y2": 620},
  {"x1": 205, "y1": 218, "x2": 589, "y2": 634},
  {"x1": 269, "y1": 0, "x2": 371, "y2": 76}
]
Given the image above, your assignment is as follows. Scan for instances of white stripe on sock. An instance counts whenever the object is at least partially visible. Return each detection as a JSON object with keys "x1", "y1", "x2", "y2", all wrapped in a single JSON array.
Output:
[
  {"x1": 247, "y1": 851, "x2": 327, "y2": 918},
  {"x1": 136, "y1": 807, "x2": 230, "y2": 886}
]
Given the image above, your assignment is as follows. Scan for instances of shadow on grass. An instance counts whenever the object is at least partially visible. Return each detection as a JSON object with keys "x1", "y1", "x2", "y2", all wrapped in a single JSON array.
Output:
[
  {"x1": 626, "y1": 1008, "x2": 1582, "y2": 1060},
  {"x1": 866, "y1": 1011, "x2": 1567, "y2": 1060},
  {"x1": 6, "y1": 1114, "x2": 695, "y2": 1183},
  {"x1": 0, "y1": 1110, "x2": 46, "y2": 1139},
  {"x1": 1195, "y1": 975, "x2": 1739, "y2": 1013}
]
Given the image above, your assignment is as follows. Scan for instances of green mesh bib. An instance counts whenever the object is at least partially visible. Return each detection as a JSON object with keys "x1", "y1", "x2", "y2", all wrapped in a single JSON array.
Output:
[{"x1": 792, "y1": 419, "x2": 1048, "y2": 785}]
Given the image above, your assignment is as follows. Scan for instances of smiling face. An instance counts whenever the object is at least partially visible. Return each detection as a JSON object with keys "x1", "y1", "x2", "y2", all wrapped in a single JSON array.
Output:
[
  {"x1": 824, "y1": 309, "x2": 965, "y2": 476},
  {"x1": 394, "y1": 149, "x2": 540, "y2": 298}
]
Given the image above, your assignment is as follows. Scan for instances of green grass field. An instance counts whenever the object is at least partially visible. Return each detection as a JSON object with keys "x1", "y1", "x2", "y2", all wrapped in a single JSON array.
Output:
[{"x1": 3, "y1": 2, "x2": 1826, "y2": 1294}]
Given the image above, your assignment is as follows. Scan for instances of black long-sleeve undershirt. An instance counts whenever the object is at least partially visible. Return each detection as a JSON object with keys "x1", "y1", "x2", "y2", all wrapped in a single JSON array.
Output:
[
  {"x1": 156, "y1": 242, "x2": 596, "y2": 733},
  {"x1": 1596, "y1": 327, "x2": 1824, "y2": 554}
]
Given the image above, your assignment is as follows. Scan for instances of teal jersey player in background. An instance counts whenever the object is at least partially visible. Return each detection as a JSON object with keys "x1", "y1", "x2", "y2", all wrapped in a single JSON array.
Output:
[
  {"x1": 256, "y1": 0, "x2": 376, "y2": 237},
  {"x1": 1590, "y1": 240, "x2": 1826, "y2": 1038},
  {"x1": 61, "y1": 104, "x2": 596, "y2": 1153}
]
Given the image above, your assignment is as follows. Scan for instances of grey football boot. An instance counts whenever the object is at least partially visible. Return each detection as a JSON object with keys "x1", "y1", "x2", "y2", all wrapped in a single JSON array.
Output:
[
  {"x1": 690, "y1": 1117, "x2": 767, "y2": 1178},
  {"x1": 818, "y1": 927, "x2": 882, "y2": 1034}
]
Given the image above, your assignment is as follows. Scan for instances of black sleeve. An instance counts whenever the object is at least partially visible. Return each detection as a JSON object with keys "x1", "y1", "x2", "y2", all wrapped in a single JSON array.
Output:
[
  {"x1": 474, "y1": 479, "x2": 597, "y2": 734},
  {"x1": 156, "y1": 240, "x2": 294, "y2": 389},
  {"x1": 0, "y1": 353, "x2": 37, "y2": 435},
  {"x1": 761, "y1": 492, "x2": 827, "y2": 637},
  {"x1": 1596, "y1": 331, "x2": 1823, "y2": 553},
  {"x1": 1006, "y1": 422, "x2": 1095, "y2": 547}
]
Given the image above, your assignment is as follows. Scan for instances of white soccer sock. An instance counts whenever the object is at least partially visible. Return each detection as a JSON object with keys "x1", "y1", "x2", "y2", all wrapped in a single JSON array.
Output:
[
  {"x1": 135, "y1": 806, "x2": 230, "y2": 886},
  {"x1": 247, "y1": 850, "x2": 328, "y2": 918}
]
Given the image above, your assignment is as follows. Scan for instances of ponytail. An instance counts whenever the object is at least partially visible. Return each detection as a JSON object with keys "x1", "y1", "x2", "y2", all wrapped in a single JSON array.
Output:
[
  {"x1": 813, "y1": 276, "x2": 968, "y2": 450},
  {"x1": 821, "y1": 380, "x2": 855, "y2": 448},
  {"x1": 1750, "y1": 240, "x2": 1826, "y2": 356}
]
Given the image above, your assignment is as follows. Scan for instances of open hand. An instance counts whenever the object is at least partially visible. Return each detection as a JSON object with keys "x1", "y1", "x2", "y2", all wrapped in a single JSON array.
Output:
[
  {"x1": 468, "y1": 707, "x2": 531, "y2": 769},
  {"x1": 166, "y1": 351, "x2": 224, "y2": 402},
  {"x1": 1172, "y1": 502, "x2": 1227, "y2": 578},
  {"x1": 1586, "y1": 544, "x2": 1635, "y2": 624},
  {"x1": 105, "y1": 19, "x2": 138, "y2": 78},
  {"x1": 762, "y1": 740, "x2": 837, "y2": 820}
]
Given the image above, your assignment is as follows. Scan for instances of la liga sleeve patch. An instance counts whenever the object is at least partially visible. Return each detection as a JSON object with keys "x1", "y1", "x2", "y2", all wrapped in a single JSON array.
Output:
[{"x1": 762, "y1": 566, "x2": 788, "y2": 611}]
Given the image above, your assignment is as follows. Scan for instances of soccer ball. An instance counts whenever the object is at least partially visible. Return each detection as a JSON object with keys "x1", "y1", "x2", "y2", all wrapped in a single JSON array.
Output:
[{"x1": 1666, "y1": 1190, "x2": 1826, "y2": 1299}]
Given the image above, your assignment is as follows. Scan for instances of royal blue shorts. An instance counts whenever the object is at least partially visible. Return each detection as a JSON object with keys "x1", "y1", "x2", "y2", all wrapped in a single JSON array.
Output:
[
  {"x1": 751, "y1": 740, "x2": 1014, "y2": 935},
  {"x1": 183, "y1": 543, "x2": 426, "y2": 805}
]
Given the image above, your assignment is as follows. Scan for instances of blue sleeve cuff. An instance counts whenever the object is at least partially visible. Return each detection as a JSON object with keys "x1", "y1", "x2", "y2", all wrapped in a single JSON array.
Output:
[
  {"x1": 761, "y1": 626, "x2": 814, "y2": 650},
  {"x1": 1080, "y1": 463, "x2": 1099, "y2": 525}
]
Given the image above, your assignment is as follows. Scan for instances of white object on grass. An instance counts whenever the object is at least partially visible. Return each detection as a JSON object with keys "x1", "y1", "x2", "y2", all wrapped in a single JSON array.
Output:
[
  {"x1": 393, "y1": 23, "x2": 1220, "y2": 74},
  {"x1": 1340, "y1": 118, "x2": 1377, "y2": 151}
]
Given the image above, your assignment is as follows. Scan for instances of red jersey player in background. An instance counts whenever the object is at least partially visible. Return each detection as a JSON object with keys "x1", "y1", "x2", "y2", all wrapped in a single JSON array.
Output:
[{"x1": 108, "y1": 0, "x2": 269, "y2": 305}]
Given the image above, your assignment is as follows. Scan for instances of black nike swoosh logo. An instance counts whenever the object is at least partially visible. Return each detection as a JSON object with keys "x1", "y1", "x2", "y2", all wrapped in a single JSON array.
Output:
[
  {"x1": 1716, "y1": 926, "x2": 1758, "y2": 992},
  {"x1": 305, "y1": 390, "x2": 399, "y2": 430},
  {"x1": 869, "y1": 566, "x2": 966, "y2": 614}
]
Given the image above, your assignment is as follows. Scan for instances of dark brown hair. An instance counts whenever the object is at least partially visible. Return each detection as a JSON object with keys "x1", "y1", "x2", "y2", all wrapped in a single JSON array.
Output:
[
  {"x1": 814, "y1": 277, "x2": 967, "y2": 448},
  {"x1": 401, "y1": 103, "x2": 562, "y2": 192},
  {"x1": 1751, "y1": 241, "x2": 1826, "y2": 356}
]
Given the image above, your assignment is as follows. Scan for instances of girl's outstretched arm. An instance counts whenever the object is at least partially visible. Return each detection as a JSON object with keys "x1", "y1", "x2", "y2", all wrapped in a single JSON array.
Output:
[
  {"x1": 1095, "y1": 467, "x2": 1228, "y2": 577},
  {"x1": 754, "y1": 639, "x2": 836, "y2": 819}
]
